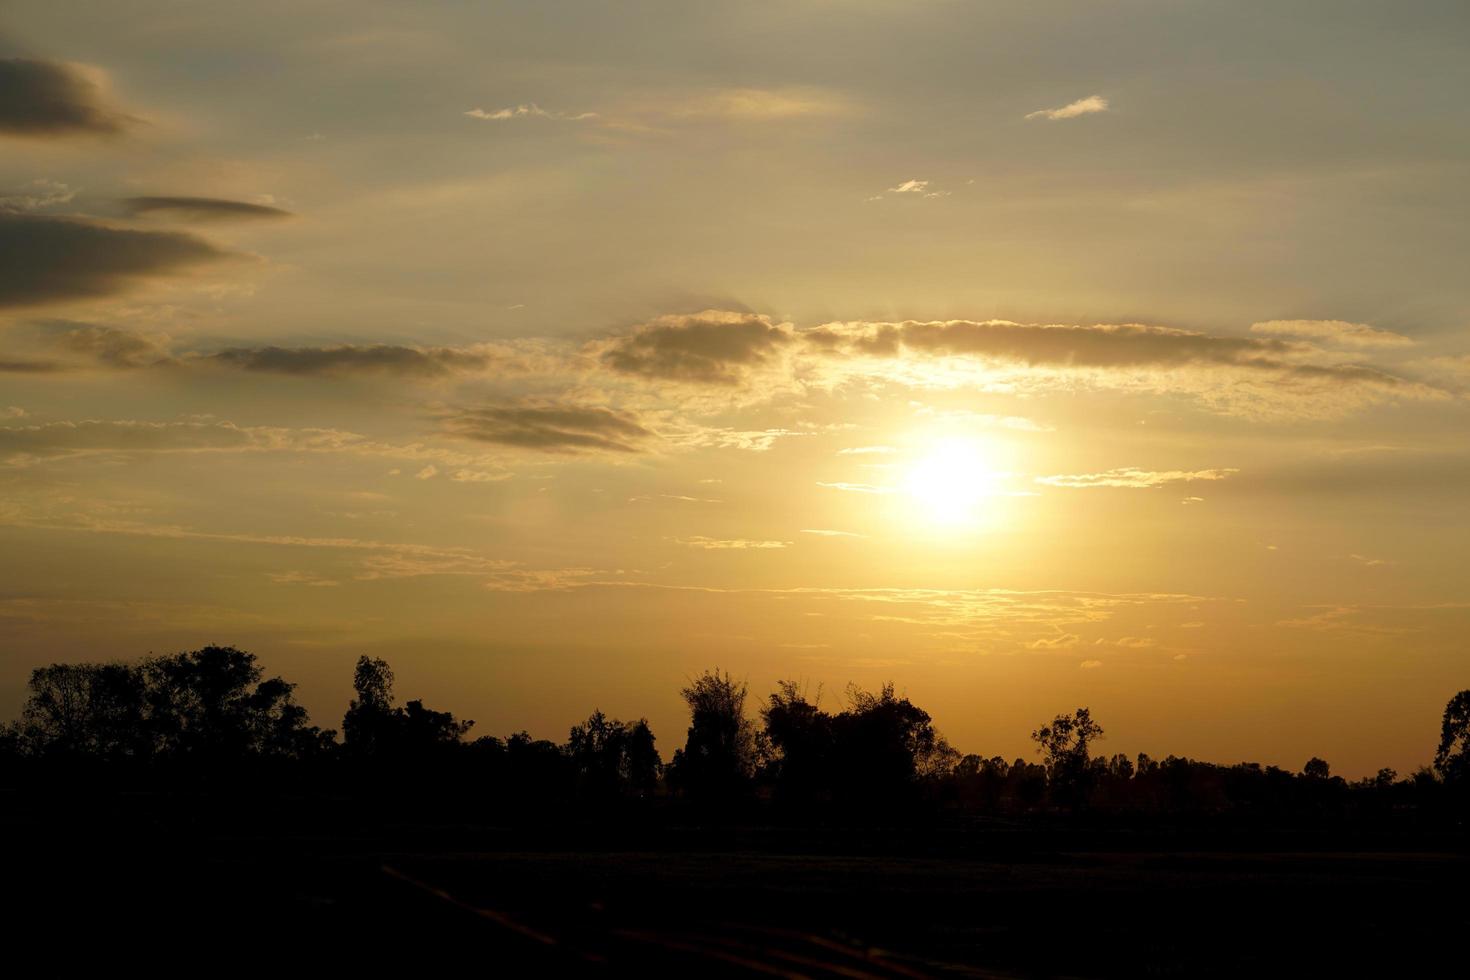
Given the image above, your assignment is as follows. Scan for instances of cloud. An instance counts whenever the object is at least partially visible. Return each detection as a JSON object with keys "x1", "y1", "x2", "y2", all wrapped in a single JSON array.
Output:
[
  {"x1": 200, "y1": 343, "x2": 500, "y2": 378},
  {"x1": 0, "y1": 359, "x2": 64, "y2": 373},
  {"x1": 669, "y1": 87, "x2": 849, "y2": 122},
  {"x1": 1079, "y1": 659, "x2": 1104, "y2": 669},
  {"x1": 464, "y1": 103, "x2": 597, "y2": 122},
  {"x1": 800, "y1": 528, "x2": 866, "y2": 538},
  {"x1": 21, "y1": 321, "x2": 171, "y2": 368},
  {"x1": 0, "y1": 212, "x2": 226, "y2": 308},
  {"x1": 450, "y1": 469, "x2": 513, "y2": 483},
  {"x1": 124, "y1": 196, "x2": 293, "y2": 222},
  {"x1": 811, "y1": 319, "x2": 1289, "y2": 368},
  {"x1": 1349, "y1": 553, "x2": 1394, "y2": 567},
  {"x1": 0, "y1": 59, "x2": 131, "y2": 137},
  {"x1": 674, "y1": 536, "x2": 789, "y2": 550},
  {"x1": 0, "y1": 179, "x2": 77, "y2": 213},
  {"x1": 442, "y1": 403, "x2": 655, "y2": 454},
  {"x1": 598, "y1": 310, "x2": 794, "y2": 385},
  {"x1": 0, "y1": 417, "x2": 513, "y2": 470},
  {"x1": 869, "y1": 179, "x2": 949, "y2": 201},
  {"x1": 1037, "y1": 467, "x2": 1238, "y2": 489},
  {"x1": 1250, "y1": 319, "x2": 1414, "y2": 349},
  {"x1": 817, "y1": 482, "x2": 894, "y2": 494},
  {"x1": 0, "y1": 418, "x2": 358, "y2": 462},
  {"x1": 837, "y1": 446, "x2": 895, "y2": 456},
  {"x1": 267, "y1": 571, "x2": 340, "y2": 587},
  {"x1": 414, "y1": 464, "x2": 438, "y2": 480},
  {"x1": 1026, "y1": 95, "x2": 1109, "y2": 121},
  {"x1": 802, "y1": 318, "x2": 1442, "y2": 419}
]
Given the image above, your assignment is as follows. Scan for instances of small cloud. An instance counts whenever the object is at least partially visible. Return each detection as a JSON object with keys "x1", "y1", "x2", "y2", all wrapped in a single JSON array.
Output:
[
  {"x1": 443, "y1": 402, "x2": 655, "y2": 454},
  {"x1": 1028, "y1": 633, "x2": 1080, "y2": 650},
  {"x1": 1349, "y1": 553, "x2": 1394, "y2": 567},
  {"x1": 1026, "y1": 94, "x2": 1109, "y2": 121},
  {"x1": 597, "y1": 310, "x2": 793, "y2": 386},
  {"x1": 1181, "y1": 496, "x2": 1205, "y2": 504},
  {"x1": 0, "y1": 179, "x2": 77, "y2": 213},
  {"x1": 1080, "y1": 659, "x2": 1104, "y2": 669},
  {"x1": 1037, "y1": 467, "x2": 1237, "y2": 489},
  {"x1": 1250, "y1": 319, "x2": 1413, "y2": 350},
  {"x1": 451, "y1": 469, "x2": 512, "y2": 483},
  {"x1": 870, "y1": 178, "x2": 949, "y2": 201},
  {"x1": 267, "y1": 570, "x2": 340, "y2": 587},
  {"x1": 2, "y1": 406, "x2": 28, "y2": 418},
  {"x1": 674, "y1": 536, "x2": 789, "y2": 550},
  {"x1": 414, "y1": 464, "x2": 438, "y2": 480},
  {"x1": 1173, "y1": 653, "x2": 1189, "y2": 661},
  {"x1": 817, "y1": 481, "x2": 894, "y2": 494},
  {"x1": 464, "y1": 103, "x2": 597, "y2": 122},
  {"x1": 838, "y1": 445, "x2": 896, "y2": 456},
  {"x1": 800, "y1": 528, "x2": 867, "y2": 538}
]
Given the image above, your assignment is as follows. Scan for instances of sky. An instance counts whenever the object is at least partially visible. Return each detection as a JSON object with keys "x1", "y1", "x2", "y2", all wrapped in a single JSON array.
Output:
[{"x1": 2, "y1": 1, "x2": 1468, "y2": 777}]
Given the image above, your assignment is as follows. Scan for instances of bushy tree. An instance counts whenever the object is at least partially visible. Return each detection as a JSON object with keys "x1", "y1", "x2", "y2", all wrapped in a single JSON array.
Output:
[
  {"x1": 760, "y1": 681, "x2": 831, "y2": 803},
  {"x1": 341, "y1": 655, "x2": 471, "y2": 763},
  {"x1": 1032, "y1": 707, "x2": 1105, "y2": 806},
  {"x1": 14, "y1": 646, "x2": 332, "y2": 764},
  {"x1": 669, "y1": 669, "x2": 759, "y2": 801},
  {"x1": 566, "y1": 710, "x2": 662, "y2": 800}
]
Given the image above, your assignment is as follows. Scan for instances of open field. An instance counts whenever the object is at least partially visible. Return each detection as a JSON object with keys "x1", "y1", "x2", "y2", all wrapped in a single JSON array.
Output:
[{"x1": 5, "y1": 795, "x2": 1464, "y2": 977}]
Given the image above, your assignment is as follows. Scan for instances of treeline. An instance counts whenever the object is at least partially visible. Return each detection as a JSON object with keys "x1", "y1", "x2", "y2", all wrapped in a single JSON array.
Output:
[{"x1": 3, "y1": 645, "x2": 1469, "y2": 821}]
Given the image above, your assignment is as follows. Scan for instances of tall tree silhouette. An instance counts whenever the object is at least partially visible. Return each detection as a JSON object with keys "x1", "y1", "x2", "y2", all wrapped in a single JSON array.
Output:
[
  {"x1": 669, "y1": 669, "x2": 758, "y2": 801},
  {"x1": 1032, "y1": 707, "x2": 1104, "y2": 807}
]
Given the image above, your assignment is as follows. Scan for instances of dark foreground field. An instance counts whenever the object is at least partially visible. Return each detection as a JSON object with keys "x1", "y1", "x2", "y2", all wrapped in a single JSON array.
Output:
[{"x1": 4, "y1": 795, "x2": 1465, "y2": 978}]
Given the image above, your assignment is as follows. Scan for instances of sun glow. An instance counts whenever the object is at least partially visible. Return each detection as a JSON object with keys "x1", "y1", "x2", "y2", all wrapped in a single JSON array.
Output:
[{"x1": 902, "y1": 438, "x2": 1006, "y2": 527}]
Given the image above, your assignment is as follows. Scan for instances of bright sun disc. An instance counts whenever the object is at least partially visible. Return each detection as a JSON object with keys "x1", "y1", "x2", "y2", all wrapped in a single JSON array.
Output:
[{"x1": 903, "y1": 439, "x2": 1002, "y2": 527}]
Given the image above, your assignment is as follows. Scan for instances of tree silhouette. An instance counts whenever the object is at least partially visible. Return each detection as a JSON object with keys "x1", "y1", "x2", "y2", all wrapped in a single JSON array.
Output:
[
  {"x1": 669, "y1": 669, "x2": 758, "y2": 801},
  {"x1": 1302, "y1": 757, "x2": 1331, "y2": 780},
  {"x1": 567, "y1": 710, "x2": 662, "y2": 800},
  {"x1": 1433, "y1": 690, "x2": 1470, "y2": 785},
  {"x1": 1032, "y1": 707, "x2": 1104, "y2": 807},
  {"x1": 13, "y1": 646, "x2": 331, "y2": 765},
  {"x1": 760, "y1": 680, "x2": 832, "y2": 804},
  {"x1": 341, "y1": 655, "x2": 471, "y2": 764},
  {"x1": 831, "y1": 683, "x2": 957, "y2": 806}
]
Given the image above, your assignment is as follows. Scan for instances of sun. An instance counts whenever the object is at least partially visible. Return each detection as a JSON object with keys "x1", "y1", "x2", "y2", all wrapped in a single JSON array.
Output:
[{"x1": 902, "y1": 438, "x2": 1005, "y2": 527}]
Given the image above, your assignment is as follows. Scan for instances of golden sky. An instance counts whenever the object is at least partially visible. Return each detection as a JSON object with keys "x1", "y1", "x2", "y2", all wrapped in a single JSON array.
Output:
[{"x1": 3, "y1": 2, "x2": 1469, "y2": 775}]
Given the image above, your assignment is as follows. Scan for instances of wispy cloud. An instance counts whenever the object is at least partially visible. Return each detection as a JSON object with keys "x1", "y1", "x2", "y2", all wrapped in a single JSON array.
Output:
[
  {"x1": 1037, "y1": 467, "x2": 1238, "y2": 489},
  {"x1": 1250, "y1": 319, "x2": 1414, "y2": 349},
  {"x1": 464, "y1": 103, "x2": 597, "y2": 122},
  {"x1": 674, "y1": 536, "x2": 789, "y2": 550},
  {"x1": 1026, "y1": 94, "x2": 1109, "y2": 121},
  {"x1": 868, "y1": 178, "x2": 949, "y2": 201},
  {"x1": 817, "y1": 481, "x2": 895, "y2": 494}
]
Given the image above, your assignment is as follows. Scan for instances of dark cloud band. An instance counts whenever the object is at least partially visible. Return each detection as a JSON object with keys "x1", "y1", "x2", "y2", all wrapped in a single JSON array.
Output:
[
  {"x1": 124, "y1": 197, "x2": 293, "y2": 222},
  {"x1": 0, "y1": 212, "x2": 226, "y2": 308},
  {"x1": 444, "y1": 404, "x2": 654, "y2": 453},
  {"x1": 0, "y1": 58, "x2": 128, "y2": 137}
]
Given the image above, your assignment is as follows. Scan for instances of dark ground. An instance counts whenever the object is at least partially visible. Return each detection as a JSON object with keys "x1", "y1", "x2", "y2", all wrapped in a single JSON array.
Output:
[{"x1": 3, "y1": 793, "x2": 1464, "y2": 977}]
